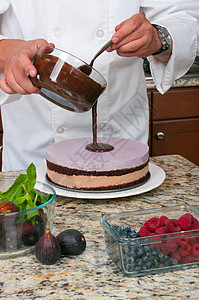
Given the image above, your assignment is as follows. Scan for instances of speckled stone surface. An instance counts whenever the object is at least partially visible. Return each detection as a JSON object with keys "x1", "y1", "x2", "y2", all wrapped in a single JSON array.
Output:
[
  {"x1": 0, "y1": 155, "x2": 199, "y2": 299},
  {"x1": 145, "y1": 74, "x2": 199, "y2": 89}
]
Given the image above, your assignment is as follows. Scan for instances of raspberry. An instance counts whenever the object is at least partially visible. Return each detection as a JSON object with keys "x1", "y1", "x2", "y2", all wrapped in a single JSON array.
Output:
[
  {"x1": 180, "y1": 255, "x2": 194, "y2": 264},
  {"x1": 177, "y1": 236, "x2": 189, "y2": 246},
  {"x1": 138, "y1": 226, "x2": 151, "y2": 237},
  {"x1": 160, "y1": 240, "x2": 178, "y2": 254},
  {"x1": 146, "y1": 217, "x2": 159, "y2": 232},
  {"x1": 171, "y1": 251, "x2": 181, "y2": 261},
  {"x1": 190, "y1": 217, "x2": 199, "y2": 230},
  {"x1": 149, "y1": 235, "x2": 162, "y2": 248},
  {"x1": 144, "y1": 219, "x2": 151, "y2": 229},
  {"x1": 155, "y1": 227, "x2": 167, "y2": 235},
  {"x1": 192, "y1": 243, "x2": 199, "y2": 257},
  {"x1": 188, "y1": 237, "x2": 197, "y2": 245},
  {"x1": 178, "y1": 244, "x2": 192, "y2": 257},
  {"x1": 192, "y1": 229, "x2": 199, "y2": 236},
  {"x1": 166, "y1": 219, "x2": 181, "y2": 233},
  {"x1": 160, "y1": 244, "x2": 169, "y2": 255},
  {"x1": 157, "y1": 216, "x2": 168, "y2": 227},
  {"x1": 178, "y1": 213, "x2": 197, "y2": 231}
]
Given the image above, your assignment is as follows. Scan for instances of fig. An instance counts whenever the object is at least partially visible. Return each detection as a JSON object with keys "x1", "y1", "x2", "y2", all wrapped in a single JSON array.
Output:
[
  {"x1": 1, "y1": 222, "x2": 34, "y2": 251},
  {"x1": 16, "y1": 222, "x2": 34, "y2": 243},
  {"x1": 3, "y1": 228, "x2": 20, "y2": 251},
  {"x1": 24, "y1": 219, "x2": 45, "y2": 246},
  {"x1": 0, "y1": 201, "x2": 19, "y2": 227},
  {"x1": 56, "y1": 229, "x2": 86, "y2": 256},
  {"x1": 35, "y1": 227, "x2": 61, "y2": 265},
  {"x1": 0, "y1": 201, "x2": 19, "y2": 214},
  {"x1": 36, "y1": 209, "x2": 47, "y2": 224}
]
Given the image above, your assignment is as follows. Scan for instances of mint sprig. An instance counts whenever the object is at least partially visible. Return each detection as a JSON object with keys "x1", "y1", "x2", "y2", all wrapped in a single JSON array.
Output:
[{"x1": 0, "y1": 163, "x2": 52, "y2": 222}]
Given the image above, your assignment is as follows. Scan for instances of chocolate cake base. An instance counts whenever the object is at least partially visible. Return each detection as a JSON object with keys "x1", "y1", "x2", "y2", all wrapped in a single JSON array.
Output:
[{"x1": 46, "y1": 171, "x2": 150, "y2": 192}]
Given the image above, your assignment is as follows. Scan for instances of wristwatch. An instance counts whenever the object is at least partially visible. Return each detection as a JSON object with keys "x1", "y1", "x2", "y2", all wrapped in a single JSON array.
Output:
[{"x1": 151, "y1": 24, "x2": 172, "y2": 56}]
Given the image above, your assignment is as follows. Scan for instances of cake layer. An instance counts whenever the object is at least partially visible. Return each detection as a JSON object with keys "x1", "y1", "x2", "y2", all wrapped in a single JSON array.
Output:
[
  {"x1": 46, "y1": 137, "x2": 149, "y2": 191},
  {"x1": 46, "y1": 164, "x2": 149, "y2": 190},
  {"x1": 46, "y1": 137, "x2": 149, "y2": 172}
]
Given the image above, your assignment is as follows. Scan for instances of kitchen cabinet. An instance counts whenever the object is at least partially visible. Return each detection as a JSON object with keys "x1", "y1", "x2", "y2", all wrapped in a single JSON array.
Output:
[
  {"x1": 148, "y1": 91, "x2": 151, "y2": 153},
  {"x1": 149, "y1": 86, "x2": 199, "y2": 166}
]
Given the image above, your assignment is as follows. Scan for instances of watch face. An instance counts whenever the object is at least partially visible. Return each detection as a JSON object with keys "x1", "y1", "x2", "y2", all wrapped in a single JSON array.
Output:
[
  {"x1": 159, "y1": 26, "x2": 172, "y2": 48},
  {"x1": 151, "y1": 24, "x2": 172, "y2": 55},
  {"x1": 165, "y1": 34, "x2": 172, "y2": 46}
]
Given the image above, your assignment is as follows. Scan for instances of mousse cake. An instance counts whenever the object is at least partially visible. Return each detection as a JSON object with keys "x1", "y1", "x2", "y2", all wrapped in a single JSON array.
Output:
[{"x1": 46, "y1": 137, "x2": 149, "y2": 191}]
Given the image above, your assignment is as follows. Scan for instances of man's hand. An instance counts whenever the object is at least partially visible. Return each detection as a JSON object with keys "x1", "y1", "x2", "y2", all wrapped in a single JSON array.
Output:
[
  {"x1": 107, "y1": 13, "x2": 172, "y2": 62},
  {"x1": 0, "y1": 39, "x2": 53, "y2": 95}
]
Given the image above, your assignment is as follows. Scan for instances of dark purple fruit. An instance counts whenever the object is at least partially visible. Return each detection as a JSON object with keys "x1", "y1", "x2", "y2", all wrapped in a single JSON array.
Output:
[
  {"x1": 35, "y1": 227, "x2": 61, "y2": 265},
  {"x1": 16, "y1": 222, "x2": 34, "y2": 243},
  {"x1": 1, "y1": 222, "x2": 34, "y2": 251},
  {"x1": 3, "y1": 227, "x2": 20, "y2": 251},
  {"x1": 56, "y1": 229, "x2": 86, "y2": 256},
  {"x1": 0, "y1": 201, "x2": 19, "y2": 214},
  {"x1": 24, "y1": 219, "x2": 45, "y2": 246},
  {"x1": 33, "y1": 220, "x2": 45, "y2": 241},
  {"x1": 36, "y1": 209, "x2": 47, "y2": 224},
  {"x1": 0, "y1": 201, "x2": 19, "y2": 226}
]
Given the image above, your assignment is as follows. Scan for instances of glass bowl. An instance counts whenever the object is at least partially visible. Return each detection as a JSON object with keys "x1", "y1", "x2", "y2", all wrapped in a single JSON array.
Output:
[
  {"x1": 30, "y1": 46, "x2": 107, "y2": 112},
  {"x1": 101, "y1": 205, "x2": 199, "y2": 277},
  {"x1": 0, "y1": 181, "x2": 56, "y2": 259}
]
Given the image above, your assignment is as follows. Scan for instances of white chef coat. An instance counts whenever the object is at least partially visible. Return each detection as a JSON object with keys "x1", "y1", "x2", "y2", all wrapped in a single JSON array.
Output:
[{"x1": 0, "y1": 0, "x2": 198, "y2": 171}]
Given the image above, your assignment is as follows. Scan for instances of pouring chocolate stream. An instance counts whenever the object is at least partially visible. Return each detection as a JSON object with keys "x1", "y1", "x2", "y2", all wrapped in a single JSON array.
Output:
[{"x1": 78, "y1": 39, "x2": 113, "y2": 75}]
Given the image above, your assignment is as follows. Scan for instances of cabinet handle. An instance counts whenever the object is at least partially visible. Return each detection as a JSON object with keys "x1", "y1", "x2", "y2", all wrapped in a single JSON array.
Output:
[
  {"x1": 156, "y1": 132, "x2": 165, "y2": 140},
  {"x1": 0, "y1": 146, "x2": 3, "y2": 152}
]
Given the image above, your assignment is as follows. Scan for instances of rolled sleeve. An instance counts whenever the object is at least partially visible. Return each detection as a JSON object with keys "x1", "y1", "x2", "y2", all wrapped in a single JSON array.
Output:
[
  {"x1": 0, "y1": 1, "x2": 11, "y2": 40},
  {"x1": 0, "y1": 87, "x2": 21, "y2": 106},
  {"x1": 142, "y1": 0, "x2": 199, "y2": 94},
  {"x1": 0, "y1": 0, "x2": 10, "y2": 14}
]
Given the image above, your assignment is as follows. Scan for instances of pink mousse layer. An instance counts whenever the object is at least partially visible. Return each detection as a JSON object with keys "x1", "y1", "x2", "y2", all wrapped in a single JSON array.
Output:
[{"x1": 46, "y1": 137, "x2": 149, "y2": 172}]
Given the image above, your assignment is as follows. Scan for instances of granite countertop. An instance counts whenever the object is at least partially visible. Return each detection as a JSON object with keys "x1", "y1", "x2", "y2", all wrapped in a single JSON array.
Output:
[
  {"x1": 144, "y1": 56, "x2": 199, "y2": 89},
  {"x1": 0, "y1": 155, "x2": 199, "y2": 299},
  {"x1": 145, "y1": 74, "x2": 199, "y2": 90}
]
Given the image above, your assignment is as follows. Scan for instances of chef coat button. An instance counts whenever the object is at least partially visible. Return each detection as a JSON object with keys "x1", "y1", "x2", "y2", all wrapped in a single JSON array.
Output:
[
  {"x1": 56, "y1": 126, "x2": 64, "y2": 134},
  {"x1": 96, "y1": 29, "x2": 105, "y2": 38},
  {"x1": 55, "y1": 31, "x2": 62, "y2": 38},
  {"x1": 99, "y1": 122, "x2": 106, "y2": 129}
]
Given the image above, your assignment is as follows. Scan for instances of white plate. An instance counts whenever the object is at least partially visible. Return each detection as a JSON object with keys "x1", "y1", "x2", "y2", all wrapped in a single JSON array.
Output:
[{"x1": 36, "y1": 163, "x2": 165, "y2": 199}]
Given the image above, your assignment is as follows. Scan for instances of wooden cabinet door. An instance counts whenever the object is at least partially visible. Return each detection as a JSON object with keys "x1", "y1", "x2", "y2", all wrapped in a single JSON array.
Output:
[
  {"x1": 152, "y1": 118, "x2": 199, "y2": 165},
  {"x1": 147, "y1": 91, "x2": 152, "y2": 156},
  {"x1": 152, "y1": 87, "x2": 199, "y2": 120}
]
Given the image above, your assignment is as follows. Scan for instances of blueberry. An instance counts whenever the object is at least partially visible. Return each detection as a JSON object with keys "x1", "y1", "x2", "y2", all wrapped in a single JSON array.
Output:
[
  {"x1": 111, "y1": 225, "x2": 138, "y2": 239},
  {"x1": 171, "y1": 259, "x2": 178, "y2": 265},
  {"x1": 111, "y1": 225, "x2": 182, "y2": 273},
  {"x1": 136, "y1": 248, "x2": 144, "y2": 257}
]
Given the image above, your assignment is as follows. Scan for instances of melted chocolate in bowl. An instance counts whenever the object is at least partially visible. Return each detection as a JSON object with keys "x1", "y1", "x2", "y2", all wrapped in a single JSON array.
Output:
[
  {"x1": 31, "y1": 48, "x2": 114, "y2": 152},
  {"x1": 31, "y1": 54, "x2": 105, "y2": 113}
]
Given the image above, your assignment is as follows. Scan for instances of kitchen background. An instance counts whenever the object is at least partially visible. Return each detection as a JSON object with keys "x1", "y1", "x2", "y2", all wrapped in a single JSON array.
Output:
[
  {"x1": 145, "y1": 55, "x2": 199, "y2": 166},
  {"x1": 0, "y1": 56, "x2": 199, "y2": 169}
]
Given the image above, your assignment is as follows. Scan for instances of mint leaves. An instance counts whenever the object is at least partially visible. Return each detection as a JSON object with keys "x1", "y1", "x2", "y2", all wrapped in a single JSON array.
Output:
[{"x1": 0, "y1": 163, "x2": 52, "y2": 222}]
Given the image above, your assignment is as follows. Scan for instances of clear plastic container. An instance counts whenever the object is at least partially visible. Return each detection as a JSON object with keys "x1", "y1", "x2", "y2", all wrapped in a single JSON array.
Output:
[
  {"x1": 0, "y1": 181, "x2": 56, "y2": 259},
  {"x1": 101, "y1": 205, "x2": 199, "y2": 276}
]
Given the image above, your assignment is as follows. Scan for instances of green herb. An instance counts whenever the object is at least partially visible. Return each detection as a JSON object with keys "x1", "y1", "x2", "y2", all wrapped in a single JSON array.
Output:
[{"x1": 0, "y1": 163, "x2": 52, "y2": 222}]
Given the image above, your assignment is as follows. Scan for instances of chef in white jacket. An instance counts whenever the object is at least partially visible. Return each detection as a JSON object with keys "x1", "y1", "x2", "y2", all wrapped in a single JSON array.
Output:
[{"x1": 0, "y1": 0, "x2": 198, "y2": 171}]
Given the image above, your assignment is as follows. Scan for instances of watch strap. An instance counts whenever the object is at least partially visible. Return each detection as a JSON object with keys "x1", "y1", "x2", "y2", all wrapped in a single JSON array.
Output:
[{"x1": 151, "y1": 24, "x2": 170, "y2": 56}]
